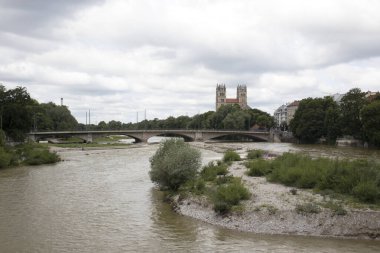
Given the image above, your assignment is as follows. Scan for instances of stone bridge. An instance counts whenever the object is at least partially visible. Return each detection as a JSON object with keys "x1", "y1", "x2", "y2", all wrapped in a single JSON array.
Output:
[{"x1": 28, "y1": 130, "x2": 271, "y2": 143}]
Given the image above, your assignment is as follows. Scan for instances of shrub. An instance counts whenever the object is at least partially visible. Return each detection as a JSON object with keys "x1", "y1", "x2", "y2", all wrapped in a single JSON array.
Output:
[
  {"x1": 23, "y1": 149, "x2": 60, "y2": 165},
  {"x1": 0, "y1": 147, "x2": 11, "y2": 168},
  {"x1": 247, "y1": 149, "x2": 264, "y2": 160},
  {"x1": 149, "y1": 139, "x2": 201, "y2": 191},
  {"x1": 186, "y1": 178, "x2": 206, "y2": 195},
  {"x1": 324, "y1": 202, "x2": 347, "y2": 216},
  {"x1": 200, "y1": 161, "x2": 228, "y2": 181},
  {"x1": 223, "y1": 150, "x2": 241, "y2": 162},
  {"x1": 245, "y1": 159, "x2": 272, "y2": 176},
  {"x1": 353, "y1": 181, "x2": 379, "y2": 203},
  {"x1": 295, "y1": 203, "x2": 321, "y2": 214},
  {"x1": 213, "y1": 178, "x2": 250, "y2": 214},
  {"x1": 0, "y1": 130, "x2": 6, "y2": 147}
]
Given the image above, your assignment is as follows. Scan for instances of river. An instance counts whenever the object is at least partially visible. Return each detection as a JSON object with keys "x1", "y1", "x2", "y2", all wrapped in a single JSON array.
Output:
[{"x1": 0, "y1": 143, "x2": 379, "y2": 252}]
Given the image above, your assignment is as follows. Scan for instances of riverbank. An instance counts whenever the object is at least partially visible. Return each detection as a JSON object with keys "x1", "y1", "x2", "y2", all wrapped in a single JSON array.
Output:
[
  {"x1": 174, "y1": 161, "x2": 380, "y2": 240},
  {"x1": 173, "y1": 143, "x2": 380, "y2": 240}
]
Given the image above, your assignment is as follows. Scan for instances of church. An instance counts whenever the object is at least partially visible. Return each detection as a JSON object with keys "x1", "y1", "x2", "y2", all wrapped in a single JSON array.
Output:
[{"x1": 215, "y1": 84, "x2": 249, "y2": 110}]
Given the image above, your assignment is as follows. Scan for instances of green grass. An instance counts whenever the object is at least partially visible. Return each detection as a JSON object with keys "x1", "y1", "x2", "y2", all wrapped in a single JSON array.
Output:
[
  {"x1": 244, "y1": 152, "x2": 380, "y2": 204},
  {"x1": 247, "y1": 149, "x2": 264, "y2": 159},
  {"x1": 245, "y1": 159, "x2": 272, "y2": 176},
  {"x1": 0, "y1": 142, "x2": 60, "y2": 168},
  {"x1": 200, "y1": 161, "x2": 229, "y2": 181},
  {"x1": 223, "y1": 150, "x2": 241, "y2": 162},
  {"x1": 213, "y1": 177, "x2": 251, "y2": 214}
]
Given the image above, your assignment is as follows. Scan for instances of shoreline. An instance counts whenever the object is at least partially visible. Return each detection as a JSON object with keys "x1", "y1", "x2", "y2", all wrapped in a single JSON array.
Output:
[
  {"x1": 50, "y1": 142, "x2": 380, "y2": 240},
  {"x1": 174, "y1": 162, "x2": 380, "y2": 240}
]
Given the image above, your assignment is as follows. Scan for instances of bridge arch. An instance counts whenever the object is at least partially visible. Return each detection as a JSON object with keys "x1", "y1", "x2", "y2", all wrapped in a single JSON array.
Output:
[
  {"x1": 152, "y1": 132, "x2": 194, "y2": 142},
  {"x1": 206, "y1": 133, "x2": 268, "y2": 142}
]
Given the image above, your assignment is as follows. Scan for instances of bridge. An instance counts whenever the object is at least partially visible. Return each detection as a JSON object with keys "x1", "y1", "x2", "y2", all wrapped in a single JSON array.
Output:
[{"x1": 28, "y1": 129, "x2": 271, "y2": 143}]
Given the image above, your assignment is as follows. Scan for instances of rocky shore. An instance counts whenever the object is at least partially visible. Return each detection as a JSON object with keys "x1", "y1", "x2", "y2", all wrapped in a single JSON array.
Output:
[{"x1": 175, "y1": 146, "x2": 380, "y2": 240}]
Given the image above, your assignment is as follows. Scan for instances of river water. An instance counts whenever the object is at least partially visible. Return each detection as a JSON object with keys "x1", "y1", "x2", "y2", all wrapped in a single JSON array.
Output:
[{"x1": 0, "y1": 143, "x2": 379, "y2": 252}]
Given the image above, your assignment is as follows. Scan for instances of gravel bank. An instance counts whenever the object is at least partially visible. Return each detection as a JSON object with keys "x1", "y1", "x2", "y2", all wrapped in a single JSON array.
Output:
[{"x1": 175, "y1": 162, "x2": 380, "y2": 240}]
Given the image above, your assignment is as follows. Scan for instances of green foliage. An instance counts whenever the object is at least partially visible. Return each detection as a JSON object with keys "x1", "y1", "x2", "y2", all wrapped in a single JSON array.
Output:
[
  {"x1": 0, "y1": 85, "x2": 78, "y2": 141},
  {"x1": 353, "y1": 181, "x2": 379, "y2": 203},
  {"x1": 247, "y1": 149, "x2": 264, "y2": 159},
  {"x1": 0, "y1": 129, "x2": 5, "y2": 146},
  {"x1": 265, "y1": 153, "x2": 380, "y2": 203},
  {"x1": 16, "y1": 142, "x2": 60, "y2": 165},
  {"x1": 245, "y1": 159, "x2": 272, "y2": 176},
  {"x1": 295, "y1": 203, "x2": 321, "y2": 214},
  {"x1": 200, "y1": 161, "x2": 228, "y2": 181},
  {"x1": 323, "y1": 202, "x2": 347, "y2": 216},
  {"x1": 185, "y1": 178, "x2": 206, "y2": 195},
  {"x1": 0, "y1": 142, "x2": 60, "y2": 168},
  {"x1": 149, "y1": 139, "x2": 201, "y2": 191},
  {"x1": 213, "y1": 178, "x2": 251, "y2": 214},
  {"x1": 34, "y1": 102, "x2": 78, "y2": 131},
  {"x1": 361, "y1": 100, "x2": 380, "y2": 147},
  {"x1": 223, "y1": 150, "x2": 241, "y2": 162},
  {"x1": 290, "y1": 97, "x2": 339, "y2": 143},
  {"x1": 340, "y1": 88, "x2": 367, "y2": 139},
  {"x1": 0, "y1": 147, "x2": 11, "y2": 168}
]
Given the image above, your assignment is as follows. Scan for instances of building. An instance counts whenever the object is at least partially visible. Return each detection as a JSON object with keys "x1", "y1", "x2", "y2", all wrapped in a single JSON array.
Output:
[
  {"x1": 273, "y1": 100, "x2": 300, "y2": 127},
  {"x1": 286, "y1": 100, "x2": 300, "y2": 125},
  {"x1": 273, "y1": 104, "x2": 287, "y2": 127},
  {"x1": 216, "y1": 84, "x2": 249, "y2": 110}
]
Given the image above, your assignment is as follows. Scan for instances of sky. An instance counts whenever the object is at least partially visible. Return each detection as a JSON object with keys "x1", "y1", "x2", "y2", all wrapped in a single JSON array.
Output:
[{"x1": 1, "y1": 0, "x2": 380, "y2": 124}]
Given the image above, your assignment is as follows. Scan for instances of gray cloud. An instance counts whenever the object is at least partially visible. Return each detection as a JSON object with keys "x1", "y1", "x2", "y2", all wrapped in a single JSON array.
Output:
[{"x1": 1, "y1": 0, "x2": 380, "y2": 123}]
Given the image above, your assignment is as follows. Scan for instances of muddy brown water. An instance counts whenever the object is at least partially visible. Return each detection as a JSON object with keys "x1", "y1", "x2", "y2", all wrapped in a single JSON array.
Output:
[{"x1": 0, "y1": 143, "x2": 379, "y2": 252}]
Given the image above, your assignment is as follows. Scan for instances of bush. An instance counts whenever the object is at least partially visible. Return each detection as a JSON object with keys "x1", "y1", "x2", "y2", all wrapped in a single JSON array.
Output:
[
  {"x1": 23, "y1": 148, "x2": 60, "y2": 165},
  {"x1": 200, "y1": 161, "x2": 228, "y2": 181},
  {"x1": 245, "y1": 159, "x2": 272, "y2": 176},
  {"x1": 247, "y1": 149, "x2": 264, "y2": 160},
  {"x1": 353, "y1": 181, "x2": 379, "y2": 203},
  {"x1": 0, "y1": 147, "x2": 11, "y2": 168},
  {"x1": 223, "y1": 150, "x2": 241, "y2": 162},
  {"x1": 149, "y1": 139, "x2": 201, "y2": 191},
  {"x1": 0, "y1": 130, "x2": 6, "y2": 147},
  {"x1": 186, "y1": 178, "x2": 206, "y2": 195},
  {"x1": 213, "y1": 178, "x2": 250, "y2": 214},
  {"x1": 295, "y1": 203, "x2": 321, "y2": 214},
  {"x1": 267, "y1": 153, "x2": 380, "y2": 203}
]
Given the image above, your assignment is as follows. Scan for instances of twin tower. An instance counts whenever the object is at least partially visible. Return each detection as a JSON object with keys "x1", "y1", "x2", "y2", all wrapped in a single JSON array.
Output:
[{"x1": 216, "y1": 84, "x2": 249, "y2": 110}]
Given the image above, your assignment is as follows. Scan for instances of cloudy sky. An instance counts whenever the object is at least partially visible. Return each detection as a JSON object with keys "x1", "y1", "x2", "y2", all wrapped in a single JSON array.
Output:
[{"x1": 1, "y1": 0, "x2": 380, "y2": 124}]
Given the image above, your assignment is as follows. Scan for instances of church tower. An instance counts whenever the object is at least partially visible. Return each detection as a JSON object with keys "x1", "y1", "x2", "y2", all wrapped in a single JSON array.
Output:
[
  {"x1": 237, "y1": 85, "x2": 248, "y2": 109},
  {"x1": 216, "y1": 84, "x2": 226, "y2": 110}
]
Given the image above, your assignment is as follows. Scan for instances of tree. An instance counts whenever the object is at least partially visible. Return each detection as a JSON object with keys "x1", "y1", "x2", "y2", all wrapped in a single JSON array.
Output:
[
  {"x1": 290, "y1": 97, "x2": 338, "y2": 144},
  {"x1": 1, "y1": 86, "x2": 35, "y2": 141},
  {"x1": 340, "y1": 88, "x2": 367, "y2": 139},
  {"x1": 361, "y1": 100, "x2": 380, "y2": 147},
  {"x1": 149, "y1": 139, "x2": 201, "y2": 191}
]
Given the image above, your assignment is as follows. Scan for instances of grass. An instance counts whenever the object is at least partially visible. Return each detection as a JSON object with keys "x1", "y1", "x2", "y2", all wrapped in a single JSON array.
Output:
[
  {"x1": 245, "y1": 159, "x2": 272, "y2": 176},
  {"x1": 223, "y1": 150, "x2": 241, "y2": 162},
  {"x1": 200, "y1": 161, "x2": 228, "y2": 181},
  {"x1": 180, "y1": 159, "x2": 251, "y2": 215},
  {"x1": 247, "y1": 149, "x2": 264, "y2": 159},
  {"x1": 213, "y1": 177, "x2": 251, "y2": 214},
  {"x1": 295, "y1": 202, "x2": 321, "y2": 214},
  {"x1": 0, "y1": 142, "x2": 60, "y2": 168},
  {"x1": 244, "y1": 152, "x2": 380, "y2": 205}
]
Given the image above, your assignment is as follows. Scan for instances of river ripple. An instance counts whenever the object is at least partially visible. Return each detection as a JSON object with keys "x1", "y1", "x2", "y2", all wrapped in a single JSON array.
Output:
[{"x1": 0, "y1": 144, "x2": 379, "y2": 252}]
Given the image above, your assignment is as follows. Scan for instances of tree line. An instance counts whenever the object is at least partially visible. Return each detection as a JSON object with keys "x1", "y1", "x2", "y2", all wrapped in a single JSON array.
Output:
[
  {"x1": 0, "y1": 85, "x2": 274, "y2": 141},
  {"x1": 88, "y1": 104, "x2": 274, "y2": 131},
  {"x1": 290, "y1": 88, "x2": 380, "y2": 147},
  {"x1": 0, "y1": 85, "x2": 77, "y2": 141}
]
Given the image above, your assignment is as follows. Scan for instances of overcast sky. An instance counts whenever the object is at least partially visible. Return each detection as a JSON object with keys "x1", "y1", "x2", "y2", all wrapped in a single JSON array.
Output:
[{"x1": 1, "y1": 0, "x2": 380, "y2": 124}]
